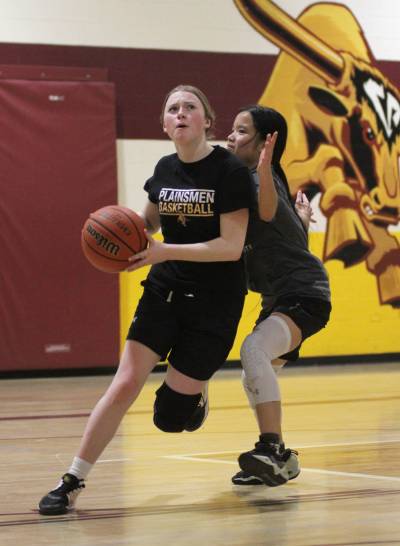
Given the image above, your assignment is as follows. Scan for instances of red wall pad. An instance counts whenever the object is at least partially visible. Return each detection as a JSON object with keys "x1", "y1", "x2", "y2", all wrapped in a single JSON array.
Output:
[{"x1": 0, "y1": 69, "x2": 119, "y2": 371}]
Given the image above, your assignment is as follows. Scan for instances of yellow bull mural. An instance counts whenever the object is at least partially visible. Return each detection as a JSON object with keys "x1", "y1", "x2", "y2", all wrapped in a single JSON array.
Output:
[{"x1": 234, "y1": 0, "x2": 400, "y2": 307}]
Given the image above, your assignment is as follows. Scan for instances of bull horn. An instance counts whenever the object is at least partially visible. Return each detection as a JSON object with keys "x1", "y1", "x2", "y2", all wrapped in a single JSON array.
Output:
[{"x1": 234, "y1": 0, "x2": 344, "y2": 84}]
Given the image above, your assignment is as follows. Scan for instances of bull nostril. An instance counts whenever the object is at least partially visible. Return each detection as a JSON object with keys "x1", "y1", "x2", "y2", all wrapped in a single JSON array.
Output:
[{"x1": 372, "y1": 192, "x2": 381, "y2": 205}]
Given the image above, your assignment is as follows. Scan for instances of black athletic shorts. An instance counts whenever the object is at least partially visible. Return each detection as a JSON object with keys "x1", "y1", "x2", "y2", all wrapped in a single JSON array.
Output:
[
  {"x1": 127, "y1": 282, "x2": 246, "y2": 380},
  {"x1": 256, "y1": 294, "x2": 332, "y2": 362}
]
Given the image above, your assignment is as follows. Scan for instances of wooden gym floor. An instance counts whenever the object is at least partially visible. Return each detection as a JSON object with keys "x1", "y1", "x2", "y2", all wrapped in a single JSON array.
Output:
[{"x1": 1, "y1": 362, "x2": 400, "y2": 546}]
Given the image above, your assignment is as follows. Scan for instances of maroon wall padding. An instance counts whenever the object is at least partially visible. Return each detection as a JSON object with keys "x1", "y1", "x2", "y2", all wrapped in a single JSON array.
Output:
[{"x1": 0, "y1": 74, "x2": 119, "y2": 371}]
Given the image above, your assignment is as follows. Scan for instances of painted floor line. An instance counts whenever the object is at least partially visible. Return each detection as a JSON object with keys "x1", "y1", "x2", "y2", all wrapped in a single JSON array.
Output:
[
  {"x1": 163, "y1": 437, "x2": 400, "y2": 459},
  {"x1": 165, "y1": 454, "x2": 400, "y2": 482}
]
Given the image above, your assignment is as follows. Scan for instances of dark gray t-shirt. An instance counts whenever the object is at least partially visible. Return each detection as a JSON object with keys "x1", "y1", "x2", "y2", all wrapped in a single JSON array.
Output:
[{"x1": 244, "y1": 168, "x2": 331, "y2": 301}]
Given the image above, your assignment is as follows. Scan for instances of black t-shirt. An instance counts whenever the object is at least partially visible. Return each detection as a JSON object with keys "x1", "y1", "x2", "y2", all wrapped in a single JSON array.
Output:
[
  {"x1": 144, "y1": 145, "x2": 254, "y2": 294},
  {"x1": 245, "y1": 168, "x2": 331, "y2": 301}
]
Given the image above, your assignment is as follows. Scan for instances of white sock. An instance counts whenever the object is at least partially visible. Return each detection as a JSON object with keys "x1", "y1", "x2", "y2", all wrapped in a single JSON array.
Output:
[{"x1": 68, "y1": 456, "x2": 93, "y2": 480}]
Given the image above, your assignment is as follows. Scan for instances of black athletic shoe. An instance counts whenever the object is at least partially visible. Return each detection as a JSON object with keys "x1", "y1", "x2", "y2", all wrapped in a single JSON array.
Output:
[
  {"x1": 231, "y1": 471, "x2": 264, "y2": 485},
  {"x1": 232, "y1": 448, "x2": 300, "y2": 485},
  {"x1": 238, "y1": 436, "x2": 295, "y2": 487},
  {"x1": 38, "y1": 473, "x2": 85, "y2": 515},
  {"x1": 184, "y1": 384, "x2": 209, "y2": 432}
]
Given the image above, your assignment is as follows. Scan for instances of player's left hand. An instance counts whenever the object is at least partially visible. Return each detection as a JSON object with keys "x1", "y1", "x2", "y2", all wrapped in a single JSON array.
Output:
[{"x1": 295, "y1": 191, "x2": 316, "y2": 230}]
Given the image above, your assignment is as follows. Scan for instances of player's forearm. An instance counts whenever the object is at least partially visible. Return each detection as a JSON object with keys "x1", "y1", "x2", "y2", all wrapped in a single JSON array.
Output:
[
  {"x1": 258, "y1": 169, "x2": 278, "y2": 221},
  {"x1": 138, "y1": 210, "x2": 159, "y2": 235}
]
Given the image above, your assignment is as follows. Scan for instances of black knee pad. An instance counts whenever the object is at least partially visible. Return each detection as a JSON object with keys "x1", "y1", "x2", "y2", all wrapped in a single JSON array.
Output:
[{"x1": 153, "y1": 382, "x2": 202, "y2": 433}]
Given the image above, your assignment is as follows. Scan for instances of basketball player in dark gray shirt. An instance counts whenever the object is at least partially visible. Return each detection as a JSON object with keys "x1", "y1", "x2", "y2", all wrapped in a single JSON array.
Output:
[{"x1": 226, "y1": 105, "x2": 331, "y2": 487}]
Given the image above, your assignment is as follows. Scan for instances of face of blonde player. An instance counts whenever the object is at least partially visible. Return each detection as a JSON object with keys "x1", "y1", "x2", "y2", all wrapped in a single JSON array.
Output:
[
  {"x1": 163, "y1": 91, "x2": 210, "y2": 148},
  {"x1": 227, "y1": 111, "x2": 264, "y2": 169}
]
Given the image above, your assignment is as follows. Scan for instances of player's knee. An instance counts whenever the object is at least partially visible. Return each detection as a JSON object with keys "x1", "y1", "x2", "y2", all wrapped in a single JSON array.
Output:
[
  {"x1": 240, "y1": 334, "x2": 254, "y2": 366},
  {"x1": 240, "y1": 333, "x2": 281, "y2": 404},
  {"x1": 241, "y1": 369, "x2": 256, "y2": 409},
  {"x1": 153, "y1": 382, "x2": 201, "y2": 433},
  {"x1": 240, "y1": 332, "x2": 265, "y2": 381},
  {"x1": 108, "y1": 376, "x2": 140, "y2": 407}
]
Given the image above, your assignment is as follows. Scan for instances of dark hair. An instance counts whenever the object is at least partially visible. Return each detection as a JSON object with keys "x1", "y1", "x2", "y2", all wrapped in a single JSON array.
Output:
[
  {"x1": 160, "y1": 84, "x2": 216, "y2": 138},
  {"x1": 239, "y1": 105, "x2": 293, "y2": 207}
]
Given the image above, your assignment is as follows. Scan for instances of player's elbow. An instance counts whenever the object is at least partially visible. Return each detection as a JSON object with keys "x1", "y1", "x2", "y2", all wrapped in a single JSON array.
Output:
[
  {"x1": 259, "y1": 203, "x2": 277, "y2": 222},
  {"x1": 229, "y1": 243, "x2": 245, "y2": 261},
  {"x1": 259, "y1": 210, "x2": 275, "y2": 222},
  {"x1": 230, "y1": 250, "x2": 243, "y2": 261}
]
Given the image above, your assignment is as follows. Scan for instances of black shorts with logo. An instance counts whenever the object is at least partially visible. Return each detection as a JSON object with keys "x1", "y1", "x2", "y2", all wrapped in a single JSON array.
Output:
[
  {"x1": 256, "y1": 294, "x2": 332, "y2": 362},
  {"x1": 127, "y1": 282, "x2": 246, "y2": 380}
]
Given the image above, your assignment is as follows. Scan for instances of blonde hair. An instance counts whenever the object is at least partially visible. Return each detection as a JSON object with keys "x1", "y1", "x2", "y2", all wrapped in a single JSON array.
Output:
[{"x1": 160, "y1": 84, "x2": 216, "y2": 138}]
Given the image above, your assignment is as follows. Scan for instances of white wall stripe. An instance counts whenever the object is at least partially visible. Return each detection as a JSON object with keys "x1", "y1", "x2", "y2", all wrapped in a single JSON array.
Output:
[{"x1": 0, "y1": 1, "x2": 398, "y2": 60}]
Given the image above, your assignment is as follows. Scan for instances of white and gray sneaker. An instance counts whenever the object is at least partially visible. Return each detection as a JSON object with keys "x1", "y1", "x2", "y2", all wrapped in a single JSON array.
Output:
[{"x1": 234, "y1": 441, "x2": 300, "y2": 486}]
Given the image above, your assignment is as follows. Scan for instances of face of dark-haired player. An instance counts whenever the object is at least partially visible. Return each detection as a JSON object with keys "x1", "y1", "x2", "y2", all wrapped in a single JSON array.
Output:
[{"x1": 227, "y1": 111, "x2": 264, "y2": 169}]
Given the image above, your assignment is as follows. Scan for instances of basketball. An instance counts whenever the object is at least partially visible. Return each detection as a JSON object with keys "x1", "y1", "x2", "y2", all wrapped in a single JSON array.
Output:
[{"x1": 81, "y1": 205, "x2": 147, "y2": 273}]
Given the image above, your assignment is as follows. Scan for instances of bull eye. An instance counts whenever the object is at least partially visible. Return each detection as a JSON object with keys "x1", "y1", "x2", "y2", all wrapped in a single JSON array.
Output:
[{"x1": 364, "y1": 127, "x2": 375, "y2": 142}]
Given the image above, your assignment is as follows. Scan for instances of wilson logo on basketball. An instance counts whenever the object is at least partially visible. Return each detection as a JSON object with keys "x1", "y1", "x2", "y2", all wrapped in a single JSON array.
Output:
[{"x1": 86, "y1": 223, "x2": 120, "y2": 256}]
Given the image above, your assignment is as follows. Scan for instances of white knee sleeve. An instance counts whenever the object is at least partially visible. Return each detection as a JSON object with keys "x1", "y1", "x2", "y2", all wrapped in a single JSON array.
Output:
[
  {"x1": 241, "y1": 369, "x2": 257, "y2": 409},
  {"x1": 240, "y1": 315, "x2": 292, "y2": 405}
]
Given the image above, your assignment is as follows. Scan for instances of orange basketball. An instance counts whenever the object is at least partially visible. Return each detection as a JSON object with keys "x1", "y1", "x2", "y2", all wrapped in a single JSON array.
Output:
[{"x1": 81, "y1": 205, "x2": 147, "y2": 273}]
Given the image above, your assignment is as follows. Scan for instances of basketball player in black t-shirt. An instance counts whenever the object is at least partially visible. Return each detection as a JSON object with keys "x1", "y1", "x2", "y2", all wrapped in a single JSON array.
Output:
[
  {"x1": 226, "y1": 105, "x2": 332, "y2": 487},
  {"x1": 38, "y1": 85, "x2": 254, "y2": 515}
]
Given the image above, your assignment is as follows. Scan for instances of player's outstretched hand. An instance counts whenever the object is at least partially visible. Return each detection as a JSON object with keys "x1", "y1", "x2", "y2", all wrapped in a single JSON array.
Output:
[{"x1": 257, "y1": 131, "x2": 278, "y2": 172}]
